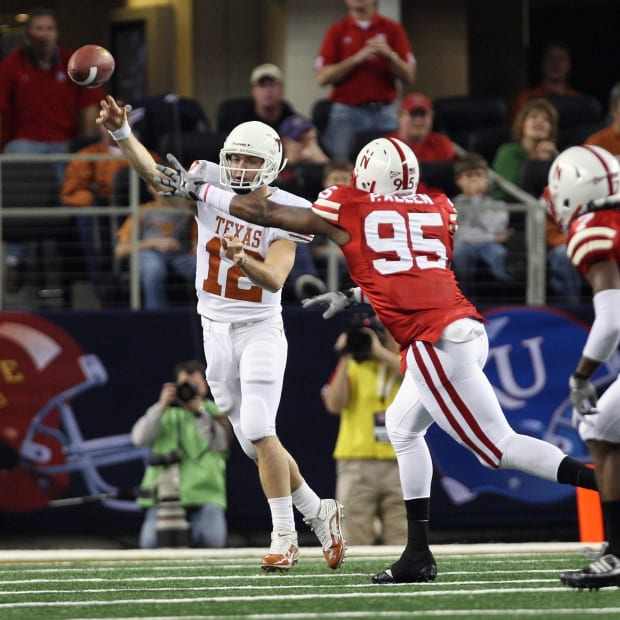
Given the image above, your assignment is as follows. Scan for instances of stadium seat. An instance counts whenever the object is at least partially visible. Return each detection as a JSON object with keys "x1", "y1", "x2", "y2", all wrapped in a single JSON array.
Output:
[
  {"x1": 467, "y1": 126, "x2": 512, "y2": 164},
  {"x1": 544, "y1": 95, "x2": 603, "y2": 129},
  {"x1": 433, "y1": 95, "x2": 509, "y2": 149},
  {"x1": 348, "y1": 129, "x2": 387, "y2": 161},
  {"x1": 518, "y1": 159, "x2": 552, "y2": 199},
  {"x1": 558, "y1": 121, "x2": 607, "y2": 150},
  {"x1": 419, "y1": 161, "x2": 458, "y2": 197},
  {"x1": 129, "y1": 94, "x2": 211, "y2": 152},
  {"x1": 1, "y1": 160, "x2": 75, "y2": 304},
  {"x1": 158, "y1": 131, "x2": 227, "y2": 169},
  {"x1": 311, "y1": 98, "x2": 333, "y2": 135},
  {"x1": 217, "y1": 97, "x2": 295, "y2": 135}
]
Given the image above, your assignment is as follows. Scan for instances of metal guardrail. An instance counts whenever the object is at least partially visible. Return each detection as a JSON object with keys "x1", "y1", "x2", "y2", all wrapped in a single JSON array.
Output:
[
  {"x1": 0, "y1": 152, "x2": 549, "y2": 310},
  {"x1": 0, "y1": 153, "x2": 144, "y2": 310}
]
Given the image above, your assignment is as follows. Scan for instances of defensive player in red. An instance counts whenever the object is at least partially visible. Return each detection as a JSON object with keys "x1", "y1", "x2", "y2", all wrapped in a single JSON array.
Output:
[
  {"x1": 156, "y1": 136, "x2": 598, "y2": 584},
  {"x1": 546, "y1": 145, "x2": 620, "y2": 590}
]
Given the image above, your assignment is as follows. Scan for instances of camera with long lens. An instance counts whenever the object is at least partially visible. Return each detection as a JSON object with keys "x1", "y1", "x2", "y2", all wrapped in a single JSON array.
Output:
[
  {"x1": 149, "y1": 450, "x2": 189, "y2": 547},
  {"x1": 342, "y1": 313, "x2": 383, "y2": 362},
  {"x1": 175, "y1": 381, "x2": 198, "y2": 403}
]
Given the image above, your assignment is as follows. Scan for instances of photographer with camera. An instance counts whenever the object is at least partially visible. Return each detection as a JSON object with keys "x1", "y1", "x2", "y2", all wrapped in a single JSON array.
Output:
[
  {"x1": 321, "y1": 313, "x2": 406, "y2": 546},
  {"x1": 131, "y1": 359, "x2": 232, "y2": 548}
]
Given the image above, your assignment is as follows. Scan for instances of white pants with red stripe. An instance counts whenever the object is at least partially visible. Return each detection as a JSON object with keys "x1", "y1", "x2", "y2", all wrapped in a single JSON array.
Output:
[{"x1": 386, "y1": 317, "x2": 568, "y2": 500}]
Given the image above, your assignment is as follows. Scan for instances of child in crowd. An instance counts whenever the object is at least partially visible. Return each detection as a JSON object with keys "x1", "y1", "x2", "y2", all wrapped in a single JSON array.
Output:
[{"x1": 451, "y1": 153, "x2": 513, "y2": 299}]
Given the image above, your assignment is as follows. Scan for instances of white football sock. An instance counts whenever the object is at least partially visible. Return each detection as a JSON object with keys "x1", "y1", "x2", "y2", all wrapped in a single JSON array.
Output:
[
  {"x1": 268, "y1": 496, "x2": 295, "y2": 532},
  {"x1": 292, "y1": 480, "x2": 321, "y2": 518}
]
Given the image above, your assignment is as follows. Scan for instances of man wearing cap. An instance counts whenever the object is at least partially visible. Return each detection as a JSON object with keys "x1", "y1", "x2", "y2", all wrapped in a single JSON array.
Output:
[
  {"x1": 218, "y1": 63, "x2": 296, "y2": 135},
  {"x1": 387, "y1": 93, "x2": 456, "y2": 163},
  {"x1": 315, "y1": 0, "x2": 416, "y2": 159},
  {"x1": 386, "y1": 93, "x2": 456, "y2": 194}
]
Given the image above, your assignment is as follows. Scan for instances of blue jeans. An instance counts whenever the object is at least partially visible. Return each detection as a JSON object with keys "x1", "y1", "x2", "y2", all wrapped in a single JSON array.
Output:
[
  {"x1": 139, "y1": 248, "x2": 196, "y2": 309},
  {"x1": 452, "y1": 241, "x2": 511, "y2": 298},
  {"x1": 547, "y1": 244, "x2": 582, "y2": 304},
  {"x1": 323, "y1": 101, "x2": 399, "y2": 159},
  {"x1": 139, "y1": 504, "x2": 227, "y2": 548}
]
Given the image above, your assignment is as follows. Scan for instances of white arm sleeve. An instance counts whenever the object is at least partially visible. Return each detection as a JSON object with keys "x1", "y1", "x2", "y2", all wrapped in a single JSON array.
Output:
[
  {"x1": 198, "y1": 183, "x2": 234, "y2": 213},
  {"x1": 583, "y1": 288, "x2": 620, "y2": 362}
]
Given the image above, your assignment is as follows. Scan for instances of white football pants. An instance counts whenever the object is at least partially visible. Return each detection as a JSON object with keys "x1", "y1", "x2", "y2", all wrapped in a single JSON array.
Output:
[
  {"x1": 386, "y1": 317, "x2": 568, "y2": 500},
  {"x1": 201, "y1": 315, "x2": 287, "y2": 460}
]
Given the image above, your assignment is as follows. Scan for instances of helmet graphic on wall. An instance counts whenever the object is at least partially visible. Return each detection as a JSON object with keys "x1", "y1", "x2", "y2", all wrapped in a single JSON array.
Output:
[{"x1": 0, "y1": 313, "x2": 147, "y2": 512}]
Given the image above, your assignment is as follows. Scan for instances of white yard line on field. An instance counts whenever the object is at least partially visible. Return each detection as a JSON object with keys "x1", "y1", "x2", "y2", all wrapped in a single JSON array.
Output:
[{"x1": 0, "y1": 541, "x2": 589, "y2": 564}]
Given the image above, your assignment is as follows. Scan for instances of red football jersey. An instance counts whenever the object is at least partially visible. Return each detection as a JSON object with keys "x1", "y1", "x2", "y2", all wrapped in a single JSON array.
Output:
[
  {"x1": 313, "y1": 185, "x2": 483, "y2": 346},
  {"x1": 567, "y1": 209, "x2": 620, "y2": 277}
]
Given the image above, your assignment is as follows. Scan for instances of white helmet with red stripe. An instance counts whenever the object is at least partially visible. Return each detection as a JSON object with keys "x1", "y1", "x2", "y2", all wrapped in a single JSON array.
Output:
[
  {"x1": 547, "y1": 145, "x2": 620, "y2": 231},
  {"x1": 353, "y1": 137, "x2": 419, "y2": 194}
]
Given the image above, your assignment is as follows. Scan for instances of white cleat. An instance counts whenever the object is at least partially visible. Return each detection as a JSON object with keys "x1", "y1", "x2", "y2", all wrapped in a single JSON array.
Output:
[
  {"x1": 260, "y1": 530, "x2": 299, "y2": 572},
  {"x1": 304, "y1": 499, "x2": 346, "y2": 569}
]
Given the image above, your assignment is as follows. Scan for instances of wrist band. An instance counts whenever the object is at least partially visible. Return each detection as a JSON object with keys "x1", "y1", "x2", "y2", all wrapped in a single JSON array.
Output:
[{"x1": 108, "y1": 120, "x2": 131, "y2": 141}]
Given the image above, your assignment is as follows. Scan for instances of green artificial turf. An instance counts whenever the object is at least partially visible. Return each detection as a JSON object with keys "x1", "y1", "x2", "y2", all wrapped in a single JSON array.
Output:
[{"x1": 0, "y1": 549, "x2": 617, "y2": 620}]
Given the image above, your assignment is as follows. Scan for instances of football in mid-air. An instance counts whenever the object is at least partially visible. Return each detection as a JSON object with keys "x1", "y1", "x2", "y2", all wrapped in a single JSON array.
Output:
[{"x1": 67, "y1": 45, "x2": 115, "y2": 88}]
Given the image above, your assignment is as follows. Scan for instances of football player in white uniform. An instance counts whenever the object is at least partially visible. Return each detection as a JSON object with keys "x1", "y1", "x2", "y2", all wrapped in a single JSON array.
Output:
[
  {"x1": 97, "y1": 95, "x2": 345, "y2": 572},
  {"x1": 546, "y1": 145, "x2": 620, "y2": 590}
]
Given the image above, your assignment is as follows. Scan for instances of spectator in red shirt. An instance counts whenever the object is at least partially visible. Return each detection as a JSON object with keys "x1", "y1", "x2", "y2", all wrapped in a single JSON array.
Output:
[
  {"x1": 386, "y1": 93, "x2": 456, "y2": 192},
  {"x1": 0, "y1": 7, "x2": 103, "y2": 159},
  {"x1": 315, "y1": 0, "x2": 416, "y2": 159}
]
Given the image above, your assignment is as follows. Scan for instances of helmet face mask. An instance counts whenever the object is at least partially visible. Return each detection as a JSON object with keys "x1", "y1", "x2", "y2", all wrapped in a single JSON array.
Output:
[
  {"x1": 353, "y1": 137, "x2": 419, "y2": 195},
  {"x1": 219, "y1": 121, "x2": 286, "y2": 192},
  {"x1": 547, "y1": 145, "x2": 620, "y2": 231}
]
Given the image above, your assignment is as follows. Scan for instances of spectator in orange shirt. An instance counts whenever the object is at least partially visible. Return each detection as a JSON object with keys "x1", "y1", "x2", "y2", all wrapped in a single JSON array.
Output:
[
  {"x1": 61, "y1": 123, "x2": 130, "y2": 210},
  {"x1": 584, "y1": 82, "x2": 620, "y2": 155},
  {"x1": 115, "y1": 184, "x2": 197, "y2": 310},
  {"x1": 386, "y1": 93, "x2": 456, "y2": 192},
  {"x1": 61, "y1": 118, "x2": 160, "y2": 301},
  {"x1": 510, "y1": 41, "x2": 582, "y2": 121}
]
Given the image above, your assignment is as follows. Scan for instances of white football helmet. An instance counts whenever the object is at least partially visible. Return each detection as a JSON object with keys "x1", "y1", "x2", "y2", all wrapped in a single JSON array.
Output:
[
  {"x1": 547, "y1": 145, "x2": 620, "y2": 231},
  {"x1": 219, "y1": 120, "x2": 286, "y2": 191},
  {"x1": 353, "y1": 137, "x2": 419, "y2": 194}
]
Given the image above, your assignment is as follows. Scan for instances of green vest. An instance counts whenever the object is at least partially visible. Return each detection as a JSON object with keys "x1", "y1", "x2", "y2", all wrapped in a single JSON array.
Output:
[{"x1": 137, "y1": 400, "x2": 228, "y2": 508}]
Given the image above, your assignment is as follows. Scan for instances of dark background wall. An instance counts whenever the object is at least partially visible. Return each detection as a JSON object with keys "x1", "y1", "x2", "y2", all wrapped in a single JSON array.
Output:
[
  {"x1": 0, "y1": 303, "x2": 601, "y2": 548},
  {"x1": 1, "y1": 1, "x2": 618, "y2": 123}
]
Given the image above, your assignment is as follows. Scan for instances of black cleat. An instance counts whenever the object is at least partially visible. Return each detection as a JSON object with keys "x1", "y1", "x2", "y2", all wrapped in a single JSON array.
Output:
[
  {"x1": 560, "y1": 554, "x2": 620, "y2": 590},
  {"x1": 372, "y1": 550, "x2": 437, "y2": 584}
]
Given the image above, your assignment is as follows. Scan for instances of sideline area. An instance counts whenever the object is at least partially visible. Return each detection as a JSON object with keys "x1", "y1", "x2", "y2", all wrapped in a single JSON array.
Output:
[{"x1": 0, "y1": 541, "x2": 590, "y2": 564}]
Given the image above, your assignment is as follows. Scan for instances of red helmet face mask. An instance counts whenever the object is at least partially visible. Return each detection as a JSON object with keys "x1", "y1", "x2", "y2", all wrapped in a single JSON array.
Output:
[{"x1": 0, "y1": 313, "x2": 146, "y2": 512}]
